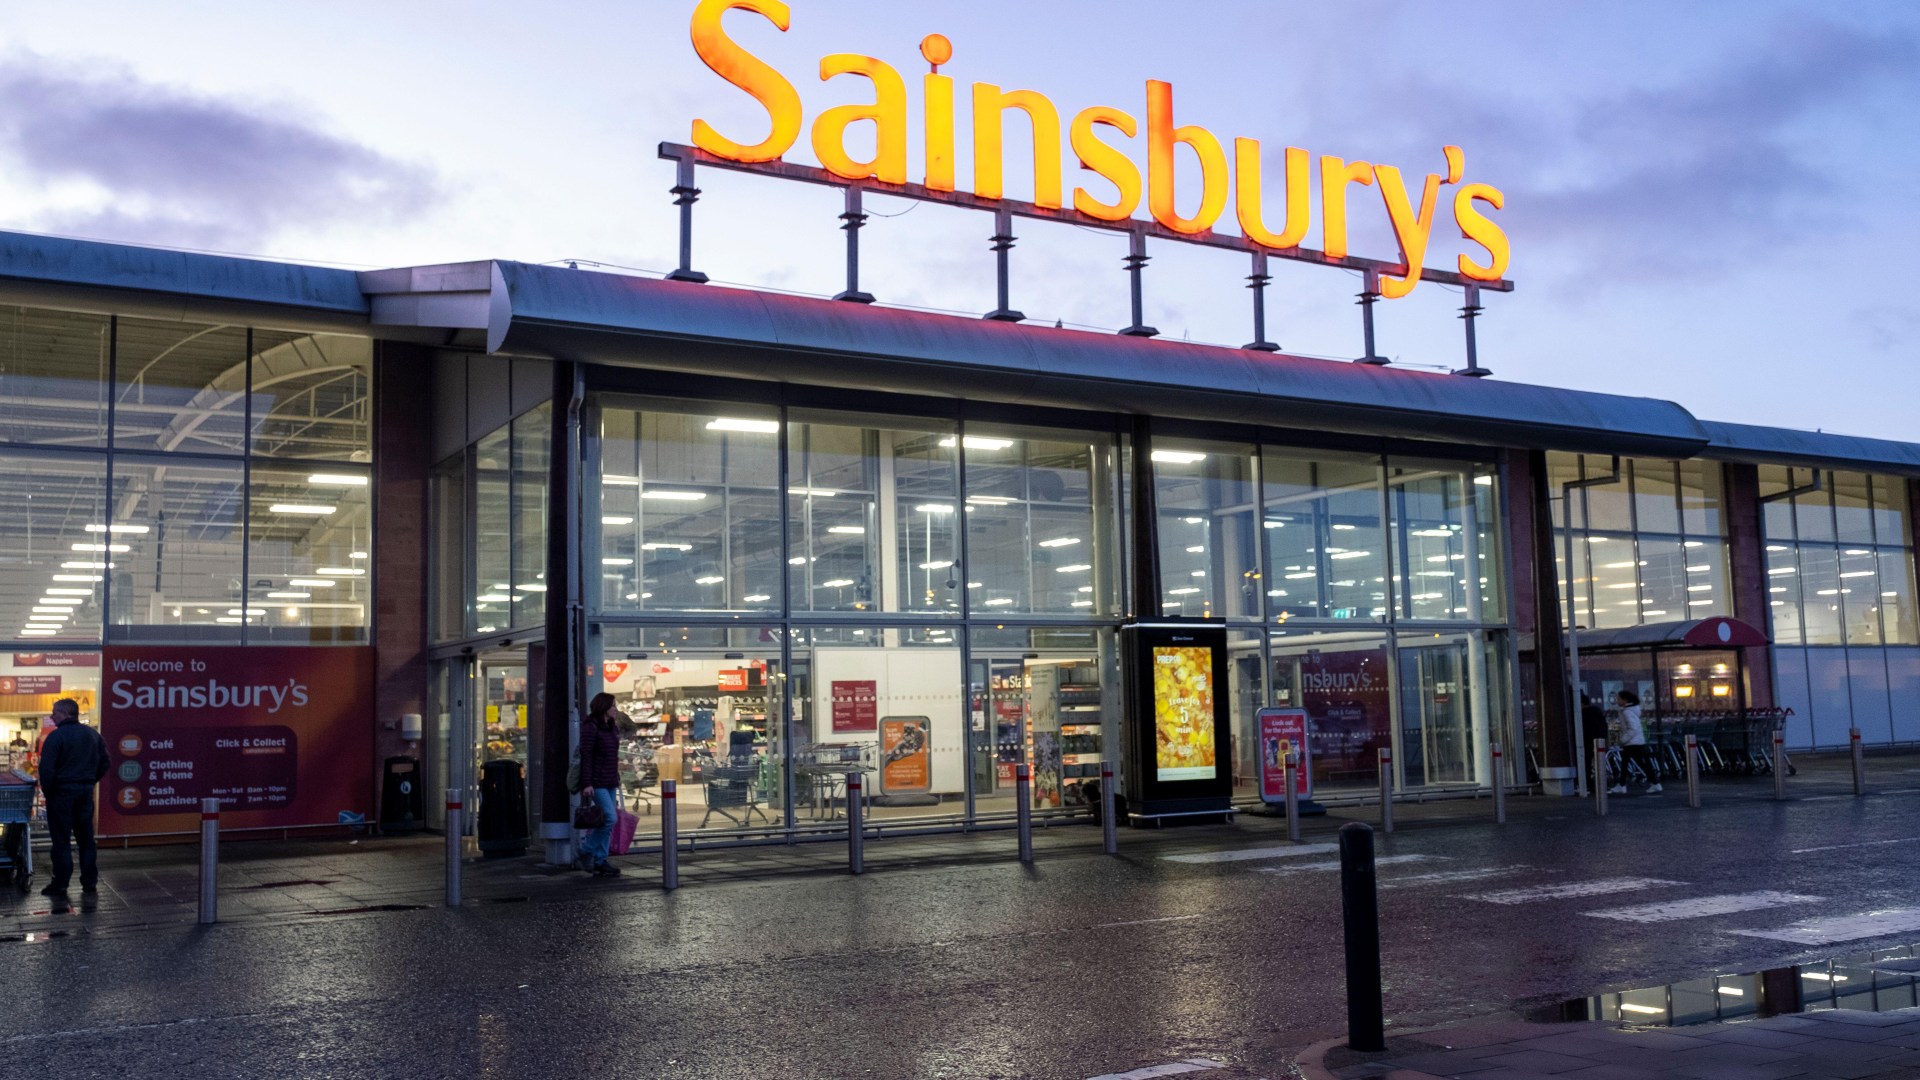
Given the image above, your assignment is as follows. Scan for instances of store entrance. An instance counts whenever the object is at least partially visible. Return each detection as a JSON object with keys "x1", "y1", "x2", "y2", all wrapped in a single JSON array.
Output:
[
  {"x1": 597, "y1": 646, "x2": 785, "y2": 837},
  {"x1": 1397, "y1": 636, "x2": 1481, "y2": 787},
  {"x1": 968, "y1": 652, "x2": 1108, "y2": 818},
  {"x1": 432, "y1": 647, "x2": 532, "y2": 835}
]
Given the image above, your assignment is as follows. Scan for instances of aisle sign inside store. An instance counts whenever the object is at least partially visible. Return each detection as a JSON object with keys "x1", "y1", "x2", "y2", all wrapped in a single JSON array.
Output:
[{"x1": 688, "y1": 0, "x2": 1510, "y2": 296}]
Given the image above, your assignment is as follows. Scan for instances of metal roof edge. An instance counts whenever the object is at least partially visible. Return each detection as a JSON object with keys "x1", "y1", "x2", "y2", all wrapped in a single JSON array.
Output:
[
  {"x1": 491, "y1": 261, "x2": 1711, "y2": 455},
  {"x1": 1699, "y1": 419, "x2": 1920, "y2": 477},
  {"x1": 0, "y1": 229, "x2": 369, "y2": 323}
]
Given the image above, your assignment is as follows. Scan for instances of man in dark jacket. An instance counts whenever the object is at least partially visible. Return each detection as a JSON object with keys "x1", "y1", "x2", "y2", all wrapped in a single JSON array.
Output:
[{"x1": 36, "y1": 698, "x2": 108, "y2": 897}]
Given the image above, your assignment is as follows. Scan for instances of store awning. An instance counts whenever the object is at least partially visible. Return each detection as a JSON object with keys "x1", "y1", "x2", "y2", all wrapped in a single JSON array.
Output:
[{"x1": 1575, "y1": 616, "x2": 1769, "y2": 653}]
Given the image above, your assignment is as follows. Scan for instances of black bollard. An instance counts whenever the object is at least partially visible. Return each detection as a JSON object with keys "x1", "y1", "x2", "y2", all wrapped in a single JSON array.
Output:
[{"x1": 1339, "y1": 821, "x2": 1385, "y2": 1052}]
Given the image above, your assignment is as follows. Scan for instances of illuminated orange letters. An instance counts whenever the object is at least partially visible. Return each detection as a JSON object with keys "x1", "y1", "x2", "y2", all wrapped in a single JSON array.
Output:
[
  {"x1": 690, "y1": 0, "x2": 802, "y2": 163},
  {"x1": 684, "y1": 3, "x2": 1513, "y2": 292}
]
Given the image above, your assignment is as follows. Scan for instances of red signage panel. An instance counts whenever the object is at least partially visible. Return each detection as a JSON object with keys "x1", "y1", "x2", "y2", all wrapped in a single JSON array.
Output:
[
  {"x1": 99, "y1": 646, "x2": 374, "y2": 835},
  {"x1": 1257, "y1": 708, "x2": 1313, "y2": 803},
  {"x1": 0, "y1": 675, "x2": 62, "y2": 694},
  {"x1": 830, "y1": 679, "x2": 877, "y2": 733}
]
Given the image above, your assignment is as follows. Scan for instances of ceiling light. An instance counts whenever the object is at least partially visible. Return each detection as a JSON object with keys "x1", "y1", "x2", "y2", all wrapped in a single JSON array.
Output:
[
  {"x1": 72, "y1": 543, "x2": 130, "y2": 553},
  {"x1": 20, "y1": 628, "x2": 59, "y2": 636},
  {"x1": 85, "y1": 523, "x2": 148, "y2": 534},
  {"x1": 915, "y1": 503, "x2": 955, "y2": 514},
  {"x1": 51, "y1": 574, "x2": 103, "y2": 582},
  {"x1": 1190, "y1": 569, "x2": 1206, "y2": 577},
  {"x1": 31, "y1": 606, "x2": 74, "y2": 614},
  {"x1": 695, "y1": 575, "x2": 725, "y2": 585},
  {"x1": 641, "y1": 490, "x2": 706, "y2": 501},
  {"x1": 643, "y1": 543, "x2": 693, "y2": 552},
  {"x1": 939, "y1": 435, "x2": 1013, "y2": 451},
  {"x1": 265, "y1": 592, "x2": 311, "y2": 600},
  {"x1": 1185, "y1": 545, "x2": 1204, "y2": 553},
  {"x1": 27, "y1": 614, "x2": 67, "y2": 622},
  {"x1": 316, "y1": 567, "x2": 365, "y2": 576},
  {"x1": 1168, "y1": 587, "x2": 1200, "y2": 595},
  {"x1": 602, "y1": 515, "x2": 634, "y2": 526},
  {"x1": 516, "y1": 583, "x2": 547, "y2": 592},
  {"x1": 1618, "y1": 1003, "x2": 1664, "y2": 1016},
  {"x1": 289, "y1": 578, "x2": 337, "y2": 588},
  {"x1": 1150, "y1": 450, "x2": 1206, "y2": 464},
  {"x1": 818, "y1": 578, "x2": 855, "y2": 588},
  {"x1": 1055, "y1": 564, "x2": 1092, "y2": 573},
  {"x1": 1071, "y1": 600, "x2": 1093, "y2": 607},
  {"x1": 983, "y1": 597, "x2": 1014, "y2": 606},
  {"x1": 476, "y1": 593, "x2": 511, "y2": 602},
  {"x1": 349, "y1": 551, "x2": 368, "y2": 560},
  {"x1": 918, "y1": 560, "x2": 954, "y2": 570},
  {"x1": 1331, "y1": 551, "x2": 1371, "y2": 560},
  {"x1": 270, "y1": 503, "x2": 335, "y2": 515},
  {"x1": 60, "y1": 561, "x2": 112, "y2": 570},
  {"x1": 37, "y1": 598, "x2": 81, "y2": 607},
  {"x1": 1038, "y1": 537, "x2": 1081, "y2": 548},
  {"x1": 1333, "y1": 523, "x2": 1359, "y2": 531},
  {"x1": 1264, "y1": 520, "x2": 1284, "y2": 528},
  {"x1": 306, "y1": 473, "x2": 368, "y2": 486},
  {"x1": 789, "y1": 487, "x2": 838, "y2": 497},
  {"x1": 743, "y1": 593, "x2": 771, "y2": 602},
  {"x1": 827, "y1": 525, "x2": 866, "y2": 535},
  {"x1": 45, "y1": 588, "x2": 94, "y2": 596},
  {"x1": 706, "y1": 417, "x2": 779, "y2": 433},
  {"x1": 602, "y1": 558, "x2": 634, "y2": 566},
  {"x1": 226, "y1": 608, "x2": 266, "y2": 616}
]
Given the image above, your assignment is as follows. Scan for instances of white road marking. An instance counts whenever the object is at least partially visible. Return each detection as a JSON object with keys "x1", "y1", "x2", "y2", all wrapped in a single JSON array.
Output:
[
  {"x1": 1459, "y1": 877, "x2": 1683, "y2": 905},
  {"x1": 1088, "y1": 1058, "x2": 1225, "y2": 1080},
  {"x1": 1091, "y1": 915, "x2": 1205, "y2": 930},
  {"x1": 1730, "y1": 908, "x2": 1920, "y2": 945},
  {"x1": 1791, "y1": 836, "x2": 1920, "y2": 854},
  {"x1": 1162, "y1": 843, "x2": 1338, "y2": 864},
  {"x1": 1379, "y1": 865, "x2": 1537, "y2": 890},
  {"x1": 1585, "y1": 891, "x2": 1824, "y2": 923},
  {"x1": 1254, "y1": 854, "x2": 1442, "y2": 874}
]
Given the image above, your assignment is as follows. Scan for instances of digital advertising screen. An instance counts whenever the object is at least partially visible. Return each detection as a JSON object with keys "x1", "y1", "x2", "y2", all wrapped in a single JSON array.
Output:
[{"x1": 1152, "y1": 645, "x2": 1217, "y2": 782}]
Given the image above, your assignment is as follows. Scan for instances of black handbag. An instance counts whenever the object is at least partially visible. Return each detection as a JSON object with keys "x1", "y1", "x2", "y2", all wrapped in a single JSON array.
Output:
[{"x1": 573, "y1": 799, "x2": 606, "y2": 829}]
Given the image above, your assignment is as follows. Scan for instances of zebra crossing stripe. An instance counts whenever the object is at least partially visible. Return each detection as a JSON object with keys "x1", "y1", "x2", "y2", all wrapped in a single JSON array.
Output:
[
  {"x1": 1163, "y1": 843, "x2": 1338, "y2": 864},
  {"x1": 1585, "y1": 891, "x2": 1824, "y2": 923},
  {"x1": 1459, "y1": 877, "x2": 1682, "y2": 904},
  {"x1": 1380, "y1": 865, "x2": 1536, "y2": 890},
  {"x1": 1253, "y1": 854, "x2": 1443, "y2": 874},
  {"x1": 1729, "y1": 908, "x2": 1920, "y2": 945},
  {"x1": 1086, "y1": 1057, "x2": 1226, "y2": 1080}
]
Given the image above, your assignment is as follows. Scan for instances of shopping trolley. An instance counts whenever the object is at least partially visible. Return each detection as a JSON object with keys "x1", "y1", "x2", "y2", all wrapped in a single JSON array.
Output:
[{"x1": 0, "y1": 776, "x2": 34, "y2": 892}]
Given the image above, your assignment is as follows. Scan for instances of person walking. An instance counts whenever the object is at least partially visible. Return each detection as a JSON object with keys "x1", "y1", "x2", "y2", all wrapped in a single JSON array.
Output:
[
  {"x1": 36, "y1": 698, "x2": 108, "y2": 897},
  {"x1": 1609, "y1": 689, "x2": 1662, "y2": 795},
  {"x1": 575, "y1": 692, "x2": 623, "y2": 877}
]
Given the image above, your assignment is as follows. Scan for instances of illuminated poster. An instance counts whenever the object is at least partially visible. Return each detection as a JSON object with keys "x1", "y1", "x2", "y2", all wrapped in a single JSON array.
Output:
[
  {"x1": 1257, "y1": 708, "x2": 1313, "y2": 803},
  {"x1": 1152, "y1": 646, "x2": 1217, "y2": 782},
  {"x1": 879, "y1": 716, "x2": 930, "y2": 795},
  {"x1": 98, "y1": 645, "x2": 373, "y2": 835}
]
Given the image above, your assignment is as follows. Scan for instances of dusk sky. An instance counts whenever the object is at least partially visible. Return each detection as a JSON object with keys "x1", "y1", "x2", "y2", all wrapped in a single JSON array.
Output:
[{"x1": 1, "y1": 1, "x2": 1915, "y2": 438}]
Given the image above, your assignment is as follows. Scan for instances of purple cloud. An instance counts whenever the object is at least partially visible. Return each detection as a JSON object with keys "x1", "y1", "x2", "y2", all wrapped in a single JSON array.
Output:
[{"x1": 0, "y1": 54, "x2": 435, "y2": 250}]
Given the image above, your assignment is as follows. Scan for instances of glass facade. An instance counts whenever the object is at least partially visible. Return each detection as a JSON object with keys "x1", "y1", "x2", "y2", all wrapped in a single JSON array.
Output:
[
  {"x1": 1547, "y1": 453, "x2": 1730, "y2": 629},
  {"x1": 1760, "y1": 467, "x2": 1920, "y2": 746},
  {"x1": 0, "y1": 306, "x2": 374, "y2": 649}
]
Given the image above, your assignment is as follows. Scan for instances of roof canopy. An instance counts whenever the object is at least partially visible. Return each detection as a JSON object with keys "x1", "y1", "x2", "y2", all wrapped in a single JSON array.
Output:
[{"x1": 1576, "y1": 616, "x2": 1770, "y2": 653}]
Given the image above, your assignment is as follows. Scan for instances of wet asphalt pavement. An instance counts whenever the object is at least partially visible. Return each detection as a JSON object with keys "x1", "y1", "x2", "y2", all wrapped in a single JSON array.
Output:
[{"x1": 5, "y1": 761, "x2": 1920, "y2": 1079}]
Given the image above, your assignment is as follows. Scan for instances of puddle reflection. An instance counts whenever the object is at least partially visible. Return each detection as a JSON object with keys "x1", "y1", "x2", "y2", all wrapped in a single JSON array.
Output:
[{"x1": 1532, "y1": 942, "x2": 1920, "y2": 1026}]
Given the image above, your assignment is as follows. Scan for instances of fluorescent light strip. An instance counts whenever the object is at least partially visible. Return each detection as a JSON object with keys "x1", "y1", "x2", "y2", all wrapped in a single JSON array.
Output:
[
  {"x1": 288, "y1": 579, "x2": 338, "y2": 588},
  {"x1": 306, "y1": 473, "x2": 368, "y2": 486},
  {"x1": 641, "y1": 490, "x2": 707, "y2": 501},
  {"x1": 706, "y1": 417, "x2": 779, "y2": 434},
  {"x1": 269, "y1": 504, "x2": 336, "y2": 515},
  {"x1": 84, "y1": 523, "x2": 148, "y2": 534},
  {"x1": 1150, "y1": 450, "x2": 1207, "y2": 464}
]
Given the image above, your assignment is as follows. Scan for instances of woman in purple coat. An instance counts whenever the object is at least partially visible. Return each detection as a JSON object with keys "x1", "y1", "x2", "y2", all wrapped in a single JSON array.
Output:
[{"x1": 576, "y1": 692, "x2": 624, "y2": 876}]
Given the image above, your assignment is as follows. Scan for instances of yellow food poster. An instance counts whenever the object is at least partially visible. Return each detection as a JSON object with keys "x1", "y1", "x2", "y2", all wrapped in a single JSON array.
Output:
[{"x1": 1153, "y1": 645, "x2": 1216, "y2": 781}]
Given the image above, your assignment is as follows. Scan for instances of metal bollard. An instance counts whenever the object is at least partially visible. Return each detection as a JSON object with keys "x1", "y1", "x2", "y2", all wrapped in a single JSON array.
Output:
[
  {"x1": 1490, "y1": 743, "x2": 1506, "y2": 825},
  {"x1": 1685, "y1": 734, "x2": 1701, "y2": 809},
  {"x1": 1099, "y1": 763, "x2": 1118, "y2": 855},
  {"x1": 1773, "y1": 730, "x2": 1787, "y2": 800},
  {"x1": 1593, "y1": 739, "x2": 1609, "y2": 817},
  {"x1": 1851, "y1": 728, "x2": 1865, "y2": 796},
  {"x1": 847, "y1": 773, "x2": 865, "y2": 875},
  {"x1": 1283, "y1": 751, "x2": 1302, "y2": 842},
  {"x1": 1376, "y1": 747, "x2": 1394, "y2": 834},
  {"x1": 1338, "y1": 822, "x2": 1385, "y2": 1052},
  {"x1": 1016, "y1": 763, "x2": 1034, "y2": 863},
  {"x1": 444, "y1": 789, "x2": 463, "y2": 908},
  {"x1": 198, "y1": 798, "x2": 219, "y2": 925},
  {"x1": 661, "y1": 779, "x2": 679, "y2": 891}
]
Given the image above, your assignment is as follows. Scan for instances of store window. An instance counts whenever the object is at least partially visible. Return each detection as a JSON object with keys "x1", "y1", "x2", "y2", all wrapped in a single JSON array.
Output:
[
  {"x1": 107, "y1": 455, "x2": 246, "y2": 640},
  {"x1": 430, "y1": 455, "x2": 466, "y2": 644},
  {"x1": 1388, "y1": 458, "x2": 1503, "y2": 622},
  {"x1": 0, "y1": 306, "x2": 110, "y2": 449},
  {"x1": 966, "y1": 625, "x2": 1118, "y2": 818},
  {"x1": 1269, "y1": 628, "x2": 1393, "y2": 792},
  {"x1": 1152, "y1": 441, "x2": 1259, "y2": 619},
  {"x1": 0, "y1": 452, "x2": 106, "y2": 644},
  {"x1": 511, "y1": 404, "x2": 551, "y2": 629},
  {"x1": 597, "y1": 399, "x2": 782, "y2": 615},
  {"x1": 247, "y1": 332, "x2": 373, "y2": 460},
  {"x1": 1548, "y1": 454, "x2": 1730, "y2": 629},
  {"x1": 963, "y1": 424, "x2": 1122, "y2": 617},
  {"x1": 112, "y1": 318, "x2": 248, "y2": 455},
  {"x1": 246, "y1": 462, "x2": 370, "y2": 643},
  {"x1": 1263, "y1": 450, "x2": 1387, "y2": 622},
  {"x1": 787, "y1": 411, "x2": 962, "y2": 616}
]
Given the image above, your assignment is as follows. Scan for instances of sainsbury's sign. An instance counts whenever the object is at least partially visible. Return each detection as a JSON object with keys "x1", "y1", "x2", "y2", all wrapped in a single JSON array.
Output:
[{"x1": 688, "y1": 0, "x2": 1509, "y2": 297}]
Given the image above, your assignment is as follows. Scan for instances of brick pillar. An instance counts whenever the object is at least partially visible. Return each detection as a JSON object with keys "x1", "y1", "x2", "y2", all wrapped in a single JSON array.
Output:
[
  {"x1": 1723, "y1": 463, "x2": 1775, "y2": 708},
  {"x1": 372, "y1": 342, "x2": 434, "y2": 816}
]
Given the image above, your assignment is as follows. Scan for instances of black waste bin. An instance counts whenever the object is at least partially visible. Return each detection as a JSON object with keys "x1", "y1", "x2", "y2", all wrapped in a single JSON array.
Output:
[
  {"x1": 477, "y1": 759, "x2": 530, "y2": 856},
  {"x1": 380, "y1": 755, "x2": 424, "y2": 834}
]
